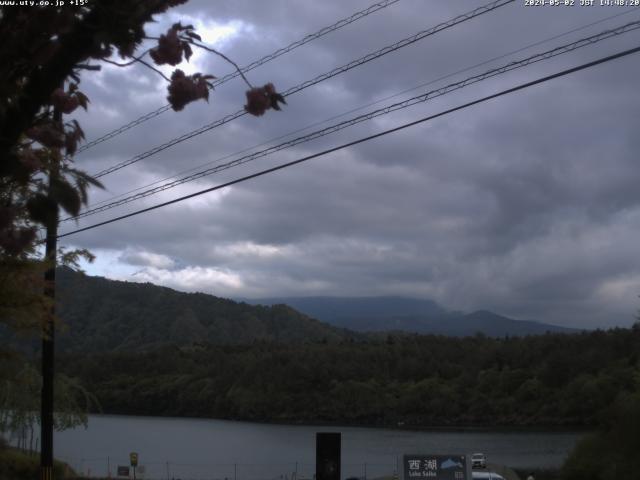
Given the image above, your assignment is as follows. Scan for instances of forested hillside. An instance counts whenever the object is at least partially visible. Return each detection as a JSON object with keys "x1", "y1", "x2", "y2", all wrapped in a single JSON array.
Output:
[
  {"x1": 49, "y1": 269, "x2": 577, "y2": 354},
  {"x1": 58, "y1": 327, "x2": 640, "y2": 428},
  {"x1": 51, "y1": 268, "x2": 354, "y2": 351}
]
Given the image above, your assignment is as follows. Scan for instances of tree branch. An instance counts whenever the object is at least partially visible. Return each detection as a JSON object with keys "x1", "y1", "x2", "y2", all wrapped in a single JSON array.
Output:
[
  {"x1": 102, "y1": 57, "x2": 171, "y2": 82},
  {"x1": 190, "y1": 41, "x2": 253, "y2": 89},
  {"x1": 99, "y1": 47, "x2": 153, "y2": 68},
  {"x1": 0, "y1": 3, "x2": 186, "y2": 171},
  {"x1": 74, "y1": 64, "x2": 102, "y2": 71}
]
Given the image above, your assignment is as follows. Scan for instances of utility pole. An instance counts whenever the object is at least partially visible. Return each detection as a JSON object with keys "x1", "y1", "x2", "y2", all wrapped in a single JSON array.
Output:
[{"x1": 40, "y1": 102, "x2": 61, "y2": 480}]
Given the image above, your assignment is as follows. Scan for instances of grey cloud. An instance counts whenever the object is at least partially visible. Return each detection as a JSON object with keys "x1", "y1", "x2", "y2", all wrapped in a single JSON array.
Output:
[
  {"x1": 119, "y1": 249, "x2": 176, "y2": 269},
  {"x1": 60, "y1": 0, "x2": 640, "y2": 329}
]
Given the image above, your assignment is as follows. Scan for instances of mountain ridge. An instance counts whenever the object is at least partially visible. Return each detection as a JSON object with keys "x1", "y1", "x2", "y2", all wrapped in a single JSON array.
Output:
[
  {"x1": 4, "y1": 269, "x2": 578, "y2": 354},
  {"x1": 245, "y1": 296, "x2": 579, "y2": 336},
  {"x1": 50, "y1": 268, "x2": 355, "y2": 352}
]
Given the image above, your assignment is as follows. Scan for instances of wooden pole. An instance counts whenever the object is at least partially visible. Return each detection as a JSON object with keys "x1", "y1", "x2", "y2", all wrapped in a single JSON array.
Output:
[{"x1": 40, "y1": 102, "x2": 61, "y2": 480}]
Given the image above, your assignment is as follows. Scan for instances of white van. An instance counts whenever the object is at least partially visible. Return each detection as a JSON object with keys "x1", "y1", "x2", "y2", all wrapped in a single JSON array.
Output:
[
  {"x1": 471, "y1": 453, "x2": 487, "y2": 468},
  {"x1": 471, "y1": 472, "x2": 505, "y2": 480}
]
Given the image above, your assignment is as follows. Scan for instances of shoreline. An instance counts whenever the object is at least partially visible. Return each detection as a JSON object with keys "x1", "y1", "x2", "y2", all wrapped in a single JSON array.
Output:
[{"x1": 84, "y1": 411, "x2": 591, "y2": 434}]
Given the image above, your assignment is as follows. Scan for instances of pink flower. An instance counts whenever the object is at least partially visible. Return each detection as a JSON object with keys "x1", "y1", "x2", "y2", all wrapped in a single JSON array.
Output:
[
  {"x1": 150, "y1": 24, "x2": 190, "y2": 66},
  {"x1": 244, "y1": 83, "x2": 286, "y2": 117},
  {"x1": 167, "y1": 70, "x2": 213, "y2": 111},
  {"x1": 50, "y1": 88, "x2": 80, "y2": 114},
  {"x1": 244, "y1": 87, "x2": 271, "y2": 116},
  {"x1": 26, "y1": 124, "x2": 65, "y2": 149}
]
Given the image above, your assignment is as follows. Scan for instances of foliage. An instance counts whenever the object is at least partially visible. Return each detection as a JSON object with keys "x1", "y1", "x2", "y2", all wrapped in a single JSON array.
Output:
[
  {"x1": 0, "y1": 446, "x2": 70, "y2": 480},
  {"x1": 560, "y1": 389, "x2": 640, "y2": 480},
  {"x1": 0, "y1": 259, "x2": 50, "y2": 334},
  {"x1": 30, "y1": 267, "x2": 352, "y2": 352},
  {"x1": 0, "y1": 1, "x2": 283, "y2": 261},
  {"x1": 514, "y1": 469, "x2": 560, "y2": 480},
  {"x1": 55, "y1": 326, "x2": 640, "y2": 428},
  {"x1": 1, "y1": 1, "x2": 199, "y2": 175},
  {"x1": 0, "y1": 351, "x2": 100, "y2": 442},
  {"x1": 0, "y1": 0, "x2": 284, "y2": 439},
  {"x1": 245, "y1": 83, "x2": 287, "y2": 116}
]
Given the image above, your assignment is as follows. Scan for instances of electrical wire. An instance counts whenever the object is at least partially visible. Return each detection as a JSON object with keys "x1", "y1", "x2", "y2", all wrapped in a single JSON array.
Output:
[
  {"x1": 75, "y1": 0, "x2": 403, "y2": 154},
  {"x1": 62, "y1": 19, "x2": 640, "y2": 223},
  {"x1": 90, "y1": 0, "x2": 515, "y2": 179},
  {"x1": 57, "y1": 44, "x2": 640, "y2": 239},
  {"x1": 80, "y1": 7, "x2": 639, "y2": 214}
]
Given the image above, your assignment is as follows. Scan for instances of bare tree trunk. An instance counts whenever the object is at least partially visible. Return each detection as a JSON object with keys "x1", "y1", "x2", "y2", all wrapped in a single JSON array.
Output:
[{"x1": 29, "y1": 423, "x2": 34, "y2": 455}]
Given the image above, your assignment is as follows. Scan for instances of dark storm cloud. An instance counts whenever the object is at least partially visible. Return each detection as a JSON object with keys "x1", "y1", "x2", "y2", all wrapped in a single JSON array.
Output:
[{"x1": 59, "y1": 0, "x2": 640, "y2": 328}]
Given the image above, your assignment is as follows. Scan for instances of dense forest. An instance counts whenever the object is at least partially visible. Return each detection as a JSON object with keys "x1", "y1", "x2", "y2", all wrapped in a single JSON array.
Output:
[
  {"x1": 0, "y1": 269, "x2": 575, "y2": 354},
  {"x1": 58, "y1": 327, "x2": 640, "y2": 428},
  {"x1": 49, "y1": 268, "x2": 355, "y2": 352}
]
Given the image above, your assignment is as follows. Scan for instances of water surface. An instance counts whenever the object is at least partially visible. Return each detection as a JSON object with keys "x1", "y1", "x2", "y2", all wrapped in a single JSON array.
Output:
[{"x1": 54, "y1": 415, "x2": 583, "y2": 479}]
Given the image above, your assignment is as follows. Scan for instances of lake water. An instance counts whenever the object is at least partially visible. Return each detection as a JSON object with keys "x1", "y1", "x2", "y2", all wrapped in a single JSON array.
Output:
[{"x1": 53, "y1": 415, "x2": 584, "y2": 480}]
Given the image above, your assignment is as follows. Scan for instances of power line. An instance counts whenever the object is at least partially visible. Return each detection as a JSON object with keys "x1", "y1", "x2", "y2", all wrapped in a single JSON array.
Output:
[
  {"x1": 63, "y1": 19, "x2": 640, "y2": 222},
  {"x1": 90, "y1": 0, "x2": 515, "y2": 179},
  {"x1": 68, "y1": 20, "x2": 640, "y2": 221},
  {"x1": 80, "y1": 7, "x2": 639, "y2": 214},
  {"x1": 75, "y1": 0, "x2": 402, "y2": 155},
  {"x1": 57, "y1": 44, "x2": 640, "y2": 239}
]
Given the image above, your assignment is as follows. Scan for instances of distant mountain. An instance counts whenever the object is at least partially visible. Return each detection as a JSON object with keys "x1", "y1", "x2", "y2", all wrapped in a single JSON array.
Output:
[
  {"x1": 41, "y1": 268, "x2": 354, "y2": 352},
  {"x1": 455, "y1": 310, "x2": 578, "y2": 336},
  {"x1": 3, "y1": 271, "x2": 578, "y2": 354},
  {"x1": 245, "y1": 296, "x2": 578, "y2": 336},
  {"x1": 245, "y1": 296, "x2": 449, "y2": 320}
]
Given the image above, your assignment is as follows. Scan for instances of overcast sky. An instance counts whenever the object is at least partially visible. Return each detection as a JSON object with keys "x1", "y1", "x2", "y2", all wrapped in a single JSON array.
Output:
[{"x1": 59, "y1": 0, "x2": 640, "y2": 329}]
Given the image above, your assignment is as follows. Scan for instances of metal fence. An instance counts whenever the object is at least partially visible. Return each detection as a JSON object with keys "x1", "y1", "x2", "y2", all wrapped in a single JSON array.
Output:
[{"x1": 59, "y1": 457, "x2": 400, "y2": 480}]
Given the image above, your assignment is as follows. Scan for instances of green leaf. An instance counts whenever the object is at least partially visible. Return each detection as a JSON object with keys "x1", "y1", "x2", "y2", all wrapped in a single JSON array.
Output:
[
  {"x1": 75, "y1": 91, "x2": 90, "y2": 110},
  {"x1": 184, "y1": 42, "x2": 193, "y2": 62},
  {"x1": 26, "y1": 194, "x2": 56, "y2": 225},
  {"x1": 66, "y1": 168, "x2": 104, "y2": 190},
  {"x1": 51, "y1": 177, "x2": 81, "y2": 216}
]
